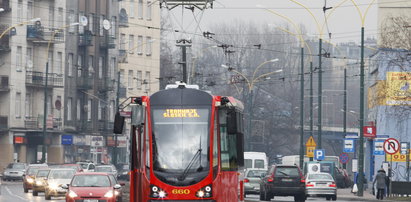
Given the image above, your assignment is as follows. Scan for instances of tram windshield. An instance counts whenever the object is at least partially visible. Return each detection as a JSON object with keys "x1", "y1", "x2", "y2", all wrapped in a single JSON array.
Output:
[{"x1": 152, "y1": 107, "x2": 210, "y2": 186}]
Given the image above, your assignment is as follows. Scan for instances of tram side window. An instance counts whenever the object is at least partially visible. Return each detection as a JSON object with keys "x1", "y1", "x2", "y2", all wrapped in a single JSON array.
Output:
[
  {"x1": 145, "y1": 115, "x2": 150, "y2": 179},
  {"x1": 213, "y1": 113, "x2": 218, "y2": 179},
  {"x1": 254, "y1": 159, "x2": 265, "y2": 169},
  {"x1": 245, "y1": 159, "x2": 252, "y2": 169},
  {"x1": 220, "y1": 126, "x2": 239, "y2": 171}
]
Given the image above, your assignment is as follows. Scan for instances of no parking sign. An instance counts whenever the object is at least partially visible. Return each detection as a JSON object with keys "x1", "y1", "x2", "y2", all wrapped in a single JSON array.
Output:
[{"x1": 339, "y1": 152, "x2": 349, "y2": 164}]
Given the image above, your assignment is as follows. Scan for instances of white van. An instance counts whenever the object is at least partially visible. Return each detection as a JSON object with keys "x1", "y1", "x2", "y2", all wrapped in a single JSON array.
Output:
[{"x1": 244, "y1": 152, "x2": 268, "y2": 170}]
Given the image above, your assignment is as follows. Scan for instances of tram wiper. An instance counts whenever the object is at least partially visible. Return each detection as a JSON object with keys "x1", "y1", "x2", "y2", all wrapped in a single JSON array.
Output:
[{"x1": 177, "y1": 139, "x2": 203, "y2": 181}]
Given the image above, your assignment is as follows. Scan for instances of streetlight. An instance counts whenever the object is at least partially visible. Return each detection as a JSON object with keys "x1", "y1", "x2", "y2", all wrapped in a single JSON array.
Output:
[
  {"x1": 0, "y1": 17, "x2": 41, "y2": 39},
  {"x1": 222, "y1": 59, "x2": 281, "y2": 151},
  {"x1": 41, "y1": 22, "x2": 79, "y2": 163}
]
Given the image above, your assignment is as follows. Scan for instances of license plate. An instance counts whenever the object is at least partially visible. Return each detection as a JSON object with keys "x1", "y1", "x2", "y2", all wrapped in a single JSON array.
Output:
[
  {"x1": 282, "y1": 179, "x2": 293, "y2": 182},
  {"x1": 84, "y1": 200, "x2": 98, "y2": 202}
]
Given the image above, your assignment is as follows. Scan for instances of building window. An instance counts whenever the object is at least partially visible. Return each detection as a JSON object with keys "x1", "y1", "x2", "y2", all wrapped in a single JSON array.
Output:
[
  {"x1": 57, "y1": 52, "x2": 62, "y2": 75},
  {"x1": 120, "y1": 34, "x2": 126, "y2": 50},
  {"x1": 26, "y1": 47, "x2": 33, "y2": 71},
  {"x1": 69, "y1": 10, "x2": 76, "y2": 33},
  {"x1": 48, "y1": 51, "x2": 53, "y2": 73},
  {"x1": 16, "y1": 93, "x2": 21, "y2": 118},
  {"x1": 27, "y1": 1, "x2": 33, "y2": 20},
  {"x1": 146, "y1": 36, "x2": 152, "y2": 56},
  {"x1": 109, "y1": 100, "x2": 115, "y2": 121},
  {"x1": 25, "y1": 93, "x2": 32, "y2": 117},
  {"x1": 129, "y1": 35, "x2": 134, "y2": 53},
  {"x1": 77, "y1": 55, "x2": 82, "y2": 77},
  {"x1": 147, "y1": 1, "x2": 152, "y2": 20},
  {"x1": 47, "y1": 95, "x2": 52, "y2": 117},
  {"x1": 128, "y1": 70, "x2": 133, "y2": 89},
  {"x1": 87, "y1": 99, "x2": 92, "y2": 121},
  {"x1": 98, "y1": 101, "x2": 102, "y2": 120},
  {"x1": 68, "y1": 53, "x2": 73, "y2": 77},
  {"x1": 137, "y1": 35, "x2": 143, "y2": 54},
  {"x1": 110, "y1": 57, "x2": 116, "y2": 80},
  {"x1": 138, "y1": 0, "x2": 143, "y2": 19},
  {"x1": 99, "y1": 56, "x2": 103, "y2": 79},
  {"x1": 58, "y1": 8, "x2": 63, "y2": 28},
  {"x1": 77, "y1": 99, "x2": 81, "y2": 120},
  {"x1": 79, "y1": 12, "x2": 85, "y2": 34},
  {"x1": 111, "y1": 16, "x2": 116, "y2": 36},
  {"x1": 145, "y1": 71, "x2": 150, "y2": 91},
  {"x1": 120, "y1": 69, "x2": 125, "y2": 86},
  {"x1": 130, "y1": 0, "x2": 135, "y2": 18},
  {"x1": 67, "y1": 98, "x2": 72, "y2": 121},
  {"x1": 49, "y1": 6, "x2": 54, "y2": 28},
  {"x1": 16, "y1": 46, "x2": 22, "y2": 71},
  {"x1": 89, "y1": 13, "x2": 94, "y2": 33},
  {"x1": 88, "y1": 55, "x2": 94, "y2": 77},
  {"x1": 137, "y1": 71, "x2": 142, "y2": 89},
  {"x1": 99, "y1": 15, "x2": 104, "y2": 36},
  {"x1": 17, "y1": 0, "x2": 23, "y2": 22}
]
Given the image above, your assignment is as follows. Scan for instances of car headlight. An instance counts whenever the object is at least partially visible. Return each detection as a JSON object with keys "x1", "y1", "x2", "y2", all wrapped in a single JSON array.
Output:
[
  {"x1": 49, "y1": 182, "x2": 59, "y2": 190},
  {"x1": 27, "y1": 178, "x2": 34, "y2": 183},
  {"x1": 104, "y1": 190, "x2": 114, "y2": 198},
  {"x1": 68, "y1": 190, "x2": 78, "y2": 198},
  {"x1": 35, "y1": 180, "x2": 43, "y2": 186},
  {"x1": 114, "y1": 190, "x2": 120, "y2": 196}
]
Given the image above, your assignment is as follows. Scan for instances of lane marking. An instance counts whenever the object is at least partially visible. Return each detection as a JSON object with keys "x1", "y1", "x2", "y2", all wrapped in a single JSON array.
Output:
[{"x1": 5, "y1": 186, "x2": 29, "y2": 201}]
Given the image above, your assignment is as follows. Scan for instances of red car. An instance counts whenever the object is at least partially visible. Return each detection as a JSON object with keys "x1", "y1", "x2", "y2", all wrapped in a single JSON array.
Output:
[{"x1": 64, "y1": 172, "x2": 124, "y2": 202}]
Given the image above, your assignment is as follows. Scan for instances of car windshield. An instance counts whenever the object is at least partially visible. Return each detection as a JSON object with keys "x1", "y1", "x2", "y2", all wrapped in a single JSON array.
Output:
[
  {"x1": 308, "y1": 173, "x2": 333, "y2": 180},
  {"x1": 247, "y1": 170, "x2": 267, "y2": 178},
  {"x1": 95, "y1": 167, "x2": 112, "y2": 172},
  {"x1": 275, "y1": 167, "x2": 300, "y2": 177},
  {"x1": 49, "y1": 170, "x2": 76, "y2": 179},
  {"x1": 8, "y1": 163, "x2": 25, "y2": 169},
  {"x1": 62, "y1": 165, "x2": 79, "y2": 170},
  {"x1": 71, "y1": 175, "x2": 111, "y2": 187},
  {"x1": 28, "y1": 167, "x2": 42, "y2": 175},
  {"x1": 36, "y1": 170, "x2": 50, "y2": 177}
]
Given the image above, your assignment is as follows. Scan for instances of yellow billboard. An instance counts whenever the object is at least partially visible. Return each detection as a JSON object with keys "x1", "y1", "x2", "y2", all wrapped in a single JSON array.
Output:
[{"x1": 367, "y1": 72, "x2": 411, "y2": 107}]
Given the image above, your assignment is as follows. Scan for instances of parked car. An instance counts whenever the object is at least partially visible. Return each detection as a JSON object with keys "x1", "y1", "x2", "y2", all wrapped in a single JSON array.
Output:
[
  {"x1": 305, "y1": 172, "x2": 337, "y2": 200},
  {"x1": 259, "y1": 164, "x2": 306, "y2": 202},
  {"x1": 95, "y1": 165, "x2": 118, "y2": 178},
  {"x1": 76, "y1": 161, "x2": 95, "y2": 172},
  {"x1": 44, "y1": 168, "x2": 76, "y2": 200},
  {"x1": 32, "y1": 168, "x2": 50, "y2": 196},
  {"x1": 23, "y1": 163, "x2": 48, "y2": 193},
  {"x1": 64, "y1": 172, "x2": 124, "y2": 202},
  {"x1": 244, "y1": 169, "x2": 267, "y2": 197},
  {"x1": 2, "y1": 162, "x2": 27, "y2": 181}
]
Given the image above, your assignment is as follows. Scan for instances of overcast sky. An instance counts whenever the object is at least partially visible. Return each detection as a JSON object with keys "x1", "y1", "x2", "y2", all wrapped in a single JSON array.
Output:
[{"x1": 163, "y1": 0, "x2": 378, "y2": 45}]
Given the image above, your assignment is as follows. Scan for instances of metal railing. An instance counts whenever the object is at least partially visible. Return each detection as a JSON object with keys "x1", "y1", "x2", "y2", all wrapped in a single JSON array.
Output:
[{"x1": 25, "y1": 71, "x2": 63, "y2": 87}]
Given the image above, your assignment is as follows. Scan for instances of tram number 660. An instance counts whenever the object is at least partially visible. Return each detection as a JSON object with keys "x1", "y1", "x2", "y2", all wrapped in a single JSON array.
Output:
[{"x1": 172, "y1": 189, "x2": 190, "y2": 195}]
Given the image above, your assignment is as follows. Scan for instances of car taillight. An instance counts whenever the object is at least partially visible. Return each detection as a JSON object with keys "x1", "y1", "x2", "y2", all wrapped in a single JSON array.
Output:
[
  {"x1": 267, "y1": 177, "x2": 274, "y2": 182},
  {"x1": 329, "y1": 182, "x2": 336, "y2": 187},
  {"x1": 300, "y1": 178, "x2": 306, "y2": 183},
  {"x1": 306, "y1": 182, "x2": 314, "y2": 187},
  {"x1": 244, "y1": 178, "x2": 249, "y2": 183}
]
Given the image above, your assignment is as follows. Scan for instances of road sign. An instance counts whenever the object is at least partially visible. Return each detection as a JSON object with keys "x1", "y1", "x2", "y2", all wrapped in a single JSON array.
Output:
[
  {"x1": 400, "y1": 142, "x2": 410, "y2": 155},
  {"x1": 343, "y1": 139, "x2": 355, "y2": 153},
  {"x1": 383, "y1": 138, "x2": 400, "y2": 155},
  {"x1": 363, "y1": 126, "x2": 376, "y2": 138},
  {"x1": 374, "y1": 140, "x2": 385, "y2": 155},
  {"x1": 386, "y1": 150, "x2": 411, "y2": 162},
  {"x1": 306, "y1": 136, "x2": 316, "y2": 147},
  {"x1": 339, "y1": 152, "x2": 349, "y2": 164},
  {"x1": 306, "y1": 146, "x2": 315, "y2": 158},
  {"x1": 314, "y1": 149, "x2": 325, "y2": 161}
]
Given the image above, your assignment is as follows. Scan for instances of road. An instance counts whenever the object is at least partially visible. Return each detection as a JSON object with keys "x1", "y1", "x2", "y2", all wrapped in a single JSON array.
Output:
[
  {"x1": 0, "y1": 180, "x2": 64, "y2": 202},
  {"x1": 245, "y1": 194, "x2": 378, "y2": 202}
]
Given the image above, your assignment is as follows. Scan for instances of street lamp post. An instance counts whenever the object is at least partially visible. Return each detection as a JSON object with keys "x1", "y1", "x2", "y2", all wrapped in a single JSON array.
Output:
[
  {"x1": 41, "y1": 22, "x2": 79, "y2": 163},
  {"x1": 222, "y1": 59, "x2": 281, "y2": 151}
]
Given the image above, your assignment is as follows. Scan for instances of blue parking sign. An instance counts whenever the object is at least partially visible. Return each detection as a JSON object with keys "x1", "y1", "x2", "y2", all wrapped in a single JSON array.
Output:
[{"x1": 314, "y1": 149, "x2": 325, "y2": 161}]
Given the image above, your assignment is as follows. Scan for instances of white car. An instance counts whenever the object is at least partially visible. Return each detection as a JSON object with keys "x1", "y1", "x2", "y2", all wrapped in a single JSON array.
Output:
[
  {"x1": 76, "y1": 162, "x2": 95, "y2": 172},
  {"x1": 305, "y1": 172, "x2": 337, "y2": 201}
]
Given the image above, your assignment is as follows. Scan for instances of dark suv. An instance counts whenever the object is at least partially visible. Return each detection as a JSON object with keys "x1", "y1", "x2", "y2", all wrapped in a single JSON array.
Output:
[{"x1": 259, "y1": 164, "x2": 306, "y2": 202}]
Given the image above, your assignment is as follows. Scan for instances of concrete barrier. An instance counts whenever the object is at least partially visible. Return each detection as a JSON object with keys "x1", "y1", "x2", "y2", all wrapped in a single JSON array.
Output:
[{"x1": 391, "y1": 181, "x2": 411, "y2": 196}]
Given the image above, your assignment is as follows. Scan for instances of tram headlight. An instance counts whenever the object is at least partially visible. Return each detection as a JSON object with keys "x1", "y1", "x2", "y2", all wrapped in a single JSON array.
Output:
[
  {"x1": 196, "y1": 185, "x2": 212, "y2": 198},
  {"x1": 150, "y1": 185, "x2": 166, "y2": 198},
  {"x1": 158, "y1": 190, "x2": 166, "y2": 198}
]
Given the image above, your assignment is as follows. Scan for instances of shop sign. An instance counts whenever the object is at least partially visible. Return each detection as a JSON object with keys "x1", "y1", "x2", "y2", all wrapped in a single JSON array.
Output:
[
  {"x1": 91, "y1": 136, "x2": 104, "y2": 147},
  {"x1": 14, "y1": 136, "x2": 26, "y2": 144},
  {"x1": 61, "y1": 135, "x2": 73, "y2": 145},
  {"x1": 73, "y1": 135, "x2": 91, "y2": 145},
  {"x1": 107, "y1": 136, "x2": 127, "y2": 147}
]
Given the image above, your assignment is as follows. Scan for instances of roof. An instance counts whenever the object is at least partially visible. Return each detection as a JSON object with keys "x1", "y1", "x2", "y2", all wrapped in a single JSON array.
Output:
[{"x1": 73, "y1": 172, "x2": 111, "y2": 176}]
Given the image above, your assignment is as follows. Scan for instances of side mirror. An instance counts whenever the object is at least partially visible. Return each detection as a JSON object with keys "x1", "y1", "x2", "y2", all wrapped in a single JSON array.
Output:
[
  {"x1": 120, "y1": 182, "x2": 126, "y2": 186},
  {"x1": 61, "y1": 184, "x2": 69, "y2": 189},
  {"x1": 114, "y1": 184, "x2": 122, "y2": 189}
]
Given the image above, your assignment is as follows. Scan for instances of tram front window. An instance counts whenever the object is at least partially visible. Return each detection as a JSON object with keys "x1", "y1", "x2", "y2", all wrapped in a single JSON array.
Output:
[{"x1": 152, "y1": 108, "x2": 210, "y2": 186}]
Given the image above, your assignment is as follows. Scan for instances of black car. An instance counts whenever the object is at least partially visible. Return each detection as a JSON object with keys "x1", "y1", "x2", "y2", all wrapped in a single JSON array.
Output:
[{"x1": 259, "y1": 164, "x2": 306, "y2": 202}]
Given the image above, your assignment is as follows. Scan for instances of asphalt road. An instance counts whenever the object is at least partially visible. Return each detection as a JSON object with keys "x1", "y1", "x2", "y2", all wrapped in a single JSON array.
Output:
[{"x1": 0, "y1": 180, "x2": 64, "y2": 202}]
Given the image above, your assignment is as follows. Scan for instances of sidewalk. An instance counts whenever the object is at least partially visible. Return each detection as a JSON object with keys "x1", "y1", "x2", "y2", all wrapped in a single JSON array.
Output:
[{"x1": 338, "y1": 188, "x2": 400, "y2": 201}]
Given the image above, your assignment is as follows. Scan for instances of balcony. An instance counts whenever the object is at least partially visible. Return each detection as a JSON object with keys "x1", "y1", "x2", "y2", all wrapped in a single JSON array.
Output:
[
  {"x1": 78, "y1": 30, "x2": 93, "y2": 46},
  {"x1": 77, "y1": 76, "x2": 93, "y2": 90},
  {"x1": 0, "y1": 116, "x2": 7, "y2": 130},
  {"x1": 24, "y1": 116, "x2": 39, "y2": 129},
  {"x1": 26, "y1": 25, "x2": 64, "y2": 44},
  {"x1": 98, "y1": 77, "x2": 115, "y2": 92},
  {"x1": 0, "y1": 75, "x2": 9, "y2": 92},
  {"x1": 119, "y1": 49, "x2": 127, "y2": 63},
  {"x1": 100, "y1": 35, "x2": 115, "y2": 49},
  {"x1": 0, "y1": 25, "x2": 10, "y2": 53},
  {"x1": 0, "y1": 0, "x2": 11, "y2": 13},
  {"x1": 26, "y1": 71, "x2": 63, "y2": 88},
  {"x1": 76, "y1": 120, "x2": 92, "y2": 132},
  {"x1": 25, "y1": 116, "x2": 62, "y2": 130}
]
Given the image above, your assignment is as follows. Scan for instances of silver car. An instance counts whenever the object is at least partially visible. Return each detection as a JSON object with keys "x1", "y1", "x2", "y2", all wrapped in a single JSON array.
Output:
[
  {"x1": 95, "y1": 165, "x2": 118, "y2": 178},
  {"x1": 2, "y1": 163, "x2": 27, "y2": 181},
  {"x1": 305, "y1": 172, "x2": 337, "y2": 201},
  {"x1": 244, "y1": 169, "x2": 267, "y2": 197}
]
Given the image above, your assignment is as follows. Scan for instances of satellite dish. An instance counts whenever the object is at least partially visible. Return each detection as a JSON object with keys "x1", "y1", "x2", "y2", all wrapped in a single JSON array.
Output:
[
  {"x1": 103, "y1": 19, "x2": 111, "y2": 30},
  {"x1": 80, "y1": 16, "x2": 88, "y2": 26}
]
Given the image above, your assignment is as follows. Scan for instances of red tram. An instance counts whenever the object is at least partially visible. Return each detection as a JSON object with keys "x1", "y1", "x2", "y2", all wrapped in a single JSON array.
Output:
[{"x1": 116, "y1": 83, "x2": 245, "y2": 202}]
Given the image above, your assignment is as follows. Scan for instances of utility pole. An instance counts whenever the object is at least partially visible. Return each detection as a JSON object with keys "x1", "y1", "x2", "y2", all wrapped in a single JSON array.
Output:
[
  {"x1": 299, "y1": 47, "x2": 305, "y2": 167},
  {"x1": 309, "y1": 61, "x2": 314, "y2": 161},
  {"x1": 113, "y1": 71, "x2": 120, "y2": 166},
  {"x1": 41, "y1": 61, "x2": 49, "y2": 163},
  {"x1": 358, "y1": 26, "x2": 365, "y2": 197},
  {"x1": 343, "y1": 68, "x2": 347, "y2": 169},
  {"x1": 177, "y1": 39, "x2": 192, "y2": 83},
  {"x1": 318, "y1": 39, "x2": 323, "y2": 149}
]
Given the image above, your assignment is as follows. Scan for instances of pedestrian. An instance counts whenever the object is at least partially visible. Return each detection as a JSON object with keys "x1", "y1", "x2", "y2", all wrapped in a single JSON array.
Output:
[{"x1": 373, "y1": 169, "x2": 386, "y2": 200}]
